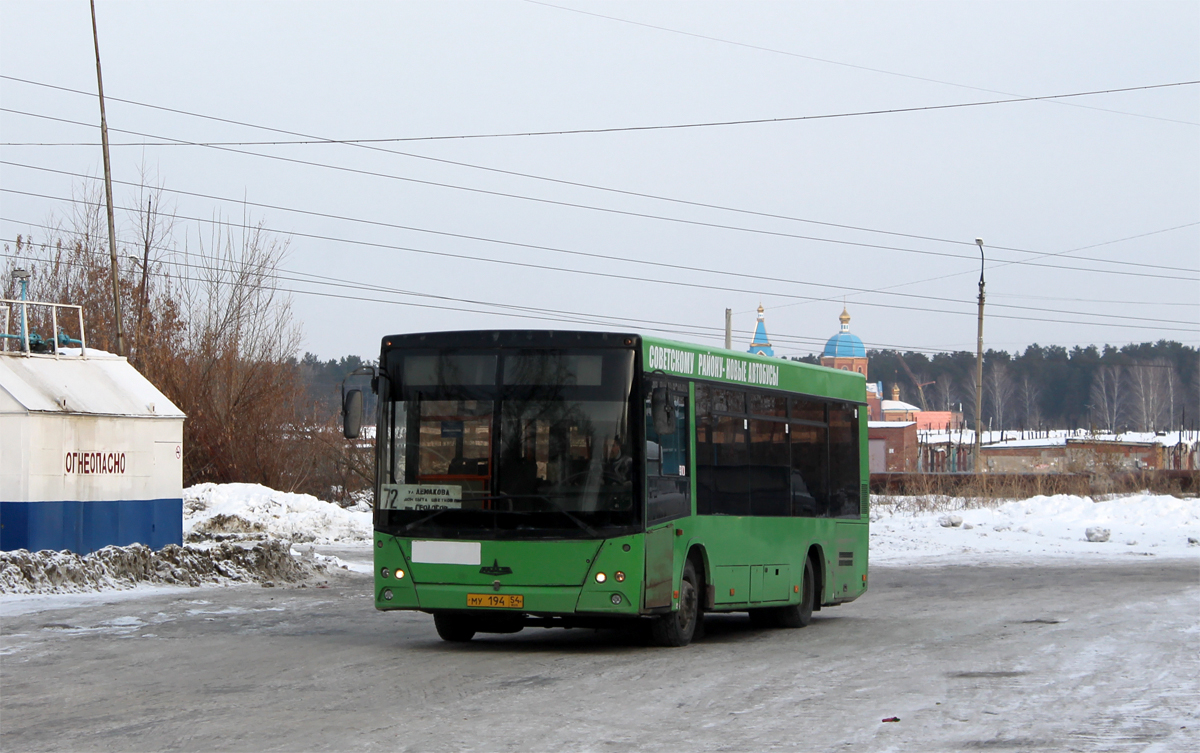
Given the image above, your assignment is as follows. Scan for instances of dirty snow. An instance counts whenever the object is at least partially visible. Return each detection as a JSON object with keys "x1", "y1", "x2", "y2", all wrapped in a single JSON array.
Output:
[
  {"x1": 871, "y1": 492, "x2": 1200, "y2": 564},
  {"x1": 0, "y1": 484, "x2": 370, "y2": 596},
  {"x1": 184, "y1": 482, "x2": 372, "y2": 544},
  {"x1": 0, "y1": 539, "x2": 336, "y2": 595}
]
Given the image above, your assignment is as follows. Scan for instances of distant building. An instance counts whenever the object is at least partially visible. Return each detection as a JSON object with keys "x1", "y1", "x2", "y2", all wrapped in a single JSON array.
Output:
[
  {"x1": 819, "y1": 307, "x2": 867, "y2": 378},
  {"x1": 981, "y1": 437, "x2": 1162, "y2": 474},
  {"x1": 868, "y1": 421, "x2": 918, "y2": 472},
  {"x1": 747, "y1": 304, "x2": 775, "y2": 356},
  {"x1": 881, "y1": 383, "x2": 920, "y2": 422}
]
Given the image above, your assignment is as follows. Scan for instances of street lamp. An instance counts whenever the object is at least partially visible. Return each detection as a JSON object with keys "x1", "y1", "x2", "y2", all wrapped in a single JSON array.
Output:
[{"x1": 973, "y1": 238, "x2": 986, "y2": 473}]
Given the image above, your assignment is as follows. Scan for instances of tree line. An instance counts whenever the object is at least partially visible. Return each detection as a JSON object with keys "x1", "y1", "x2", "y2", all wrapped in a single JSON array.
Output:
[{"x1": 795, "y1": 342, "x2": 1199, "y2": 433}]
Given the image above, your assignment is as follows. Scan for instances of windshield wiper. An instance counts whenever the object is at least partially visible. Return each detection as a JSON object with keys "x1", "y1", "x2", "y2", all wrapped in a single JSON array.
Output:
[
  {"x1": 397, "y1": 494, "x2": 605, "y2": 538},
  {"x1": 397, "y1": 508, "x2": 455, "y2": 535},
  {"x1": 476, "y1": 493, "x2": 601, "y2": 538}
]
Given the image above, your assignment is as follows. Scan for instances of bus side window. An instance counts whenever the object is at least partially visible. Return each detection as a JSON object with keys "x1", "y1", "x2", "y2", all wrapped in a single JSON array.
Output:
[
  {"x1": 828, "y1": 404, "x2": 861, "y2": 518},
  {"x1": 789, "y1": 397, "x2": 828, "y2": 517},
  {"x1": 695, "y1": 386, "x2": 749, "y2": 517},
  {"x1": 645, "y1": 379, "x2": 690, "y2": 524}
]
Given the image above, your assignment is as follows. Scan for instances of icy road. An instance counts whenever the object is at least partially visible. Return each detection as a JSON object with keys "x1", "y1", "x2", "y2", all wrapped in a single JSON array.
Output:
[{"x1": 2, "y1": 559, "x2": 1197, "y2": 752}]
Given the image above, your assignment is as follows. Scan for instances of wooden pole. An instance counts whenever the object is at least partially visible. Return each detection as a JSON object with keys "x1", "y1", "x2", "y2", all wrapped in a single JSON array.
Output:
[
  {"x1": 974, "y1": 238, "x2": 986, "y2": 472},
  {"x1": 90, "y1": 0, "x2": 126, "y2": 357}
]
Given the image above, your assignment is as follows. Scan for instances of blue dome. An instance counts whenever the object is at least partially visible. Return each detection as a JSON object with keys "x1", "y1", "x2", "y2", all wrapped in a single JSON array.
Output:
[{"x1": 823, "y1": 332, "x2": 865, "y2": 357}]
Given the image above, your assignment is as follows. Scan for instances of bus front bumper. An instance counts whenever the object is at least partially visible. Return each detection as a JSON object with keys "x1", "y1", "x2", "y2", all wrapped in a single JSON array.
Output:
[{"x1": 375, "y1": 581, "x2": 641, "y2": 616}]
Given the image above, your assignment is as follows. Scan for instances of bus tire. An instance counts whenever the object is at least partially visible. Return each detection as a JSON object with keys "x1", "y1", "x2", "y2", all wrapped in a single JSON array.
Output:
[
  {"x1": 434, "y1": 613, "x2": 477, "y2": 642},
  {"x1": 751, "y1": 558, "x2": 815, "y2": 629},
  {"x1": 779, "y1": 557, "x2": 816, "y2": 628},
  {"x1": 651, "y1": 559, "x2": 699, "y2": 647}
]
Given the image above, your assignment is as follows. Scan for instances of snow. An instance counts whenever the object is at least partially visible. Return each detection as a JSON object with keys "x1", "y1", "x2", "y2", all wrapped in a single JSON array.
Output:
[
  {"x1": 6, "y1": 482, "x2": 1198, "y2": 598},
  {"x1": 919, "y1": 428, "x2": 1198, "y2": 448},
  {"x1": 871, "y1": 493, "x2": 1200, "y2": 564},
  {"x1": 0, "y1": 484, "x2": 369, "y2": 596},
  {"x1": 183, "y1": 482, "x2": 372, "y2": 544}
]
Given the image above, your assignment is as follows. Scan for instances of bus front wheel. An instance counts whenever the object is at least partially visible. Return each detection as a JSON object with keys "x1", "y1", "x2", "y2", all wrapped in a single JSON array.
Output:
[
  {"x1": 651, "y1": 560, "x2": 700, "y2": 647},
  {"x1": 434, "y1": 613, "x2": 477, "y2": 642}
]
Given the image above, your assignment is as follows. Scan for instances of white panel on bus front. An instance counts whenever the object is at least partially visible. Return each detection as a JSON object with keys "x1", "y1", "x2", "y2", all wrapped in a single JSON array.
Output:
[{"x1": 410, "y1": 540, "x2": 481, "y2": 565}]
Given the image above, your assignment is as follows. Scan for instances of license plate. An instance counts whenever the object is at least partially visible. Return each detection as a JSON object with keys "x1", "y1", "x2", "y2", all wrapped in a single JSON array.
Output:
[{"x1": 466, "y1": 593, "x2": 524, "y2": 609}]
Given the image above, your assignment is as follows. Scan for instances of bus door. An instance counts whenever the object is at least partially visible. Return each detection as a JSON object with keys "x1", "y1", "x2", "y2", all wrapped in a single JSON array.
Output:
[{"x1": 643, "y1": 378, "x2": 690, "y2": 609}]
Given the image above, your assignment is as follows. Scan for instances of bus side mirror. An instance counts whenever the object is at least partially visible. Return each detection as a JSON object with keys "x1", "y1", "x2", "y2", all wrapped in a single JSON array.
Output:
[
  {"x1": 343, "y1": 389, "x2": 364, "y2": 439},
  {"x1": 651, "y1": 387, "x2": 674, "y2": 436}
]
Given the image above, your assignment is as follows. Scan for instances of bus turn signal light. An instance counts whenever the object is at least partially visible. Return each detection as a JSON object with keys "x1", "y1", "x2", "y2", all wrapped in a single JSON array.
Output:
[
  {"x1": 380, "y1": 568, "x2": 390, "y2": 579},
  {"x1": 794, "y1": 585, "x2": 799, "y2": 593},
  {"x1": 595, "y1": 572, "x2": 607, "y2": 583},
  {"x1": 615, "y1": 571, "x2": 625, "y2": 582}
]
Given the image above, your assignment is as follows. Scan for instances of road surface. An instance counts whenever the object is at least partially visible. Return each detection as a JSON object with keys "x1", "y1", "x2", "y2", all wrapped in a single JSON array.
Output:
[{"x1": 2, "y1": 557, "x2": 1197, "y2": 752}]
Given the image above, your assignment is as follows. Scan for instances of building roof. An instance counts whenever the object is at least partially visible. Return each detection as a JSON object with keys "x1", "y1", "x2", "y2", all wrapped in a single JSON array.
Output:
[
  {"x1": 748, "y1": 304, "x2": 775, "y2": 357},
  {"x1": 881, "y1": 399, "x2": 921, "y2": 412},
  {"x1": 0, "y1": 352, "x2": 184, "y2": 418},
  {"x1": 821, "y1": 306, "x2": 865, "y2": 357}
]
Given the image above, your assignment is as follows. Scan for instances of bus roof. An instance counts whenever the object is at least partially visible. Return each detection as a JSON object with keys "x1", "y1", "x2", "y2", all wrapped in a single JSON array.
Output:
[
  {"x1": 641, "y1": 334, "x2": 866, "y2": 404},
  {"x1": 375, "y1": 330, "x2": 865, "y2": 404}
]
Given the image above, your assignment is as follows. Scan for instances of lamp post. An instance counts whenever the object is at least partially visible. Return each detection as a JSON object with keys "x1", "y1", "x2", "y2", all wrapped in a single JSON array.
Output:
[{"x1": 973, "y1": 238, "x2": 986, "y2": 473}]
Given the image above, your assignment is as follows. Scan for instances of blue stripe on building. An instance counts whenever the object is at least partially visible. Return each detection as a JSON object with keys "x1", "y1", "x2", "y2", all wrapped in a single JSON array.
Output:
[{"x1": 0, "y1": 499, "x2": 183, "y2": 554}]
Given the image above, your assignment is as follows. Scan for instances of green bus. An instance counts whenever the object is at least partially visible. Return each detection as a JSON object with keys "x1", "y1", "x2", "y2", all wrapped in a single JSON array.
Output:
[{"x1": 343, "y1": 330, "x2": 868, "y2": 646}]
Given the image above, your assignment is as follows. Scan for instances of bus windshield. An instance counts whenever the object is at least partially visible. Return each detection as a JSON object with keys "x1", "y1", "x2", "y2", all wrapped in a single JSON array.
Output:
[{"x1": 375, "y1": 349, "x2": 638, "y2": 539}]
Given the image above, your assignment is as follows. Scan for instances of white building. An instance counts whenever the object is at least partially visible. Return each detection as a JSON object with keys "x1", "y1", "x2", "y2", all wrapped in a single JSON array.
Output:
[{"x1": 0, "y1": 348, "x2": 184, "y2": 554}]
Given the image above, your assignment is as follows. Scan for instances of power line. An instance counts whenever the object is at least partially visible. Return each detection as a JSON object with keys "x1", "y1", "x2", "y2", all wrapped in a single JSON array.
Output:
[
  {"x1": 523, "y1": 0, "x2": 1200, "y2": 127},
  {"x1": 5, "y1": 240, "x2": 1193, "y2": 356},
  {"x1": 760, "y1": 220, "x2": 1200, "y2": 317},
  {"x1": 3, "y1": 196, "x2": 1197, "y2": 335},
  {"x1": 5, "y1": 81, "x2": 1196, "y2": 143},
  {"x1": 5, "y1": 188, "x2": 1197, "y2": 330},
  {"x1": 0, "y1": 241, "x2": 946, "y2": 354},
  {"x1": 3, "y1": 120, "x2": 1195, "y2": 283},
  {"x1": 1, "y1": 75, "x2": 1194, "y2": 273},
  {"x1": 6, "y1": 162, "x2": 1198, "y2": 309}
]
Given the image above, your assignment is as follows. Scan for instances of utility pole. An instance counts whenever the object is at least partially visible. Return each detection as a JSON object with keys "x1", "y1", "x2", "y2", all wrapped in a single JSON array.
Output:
[
  {"x1": 973, "y1": 237, "x2": 986, "y2": 472},
  {"x1": 90, "y1": 0, "x2": 126, "y2": 357},
  {"x1": 724, "y1": 308, "x2": 732, "y2": 350}
]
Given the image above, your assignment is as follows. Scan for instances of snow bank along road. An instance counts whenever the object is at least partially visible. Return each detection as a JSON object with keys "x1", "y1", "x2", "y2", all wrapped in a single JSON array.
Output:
[{"x1": 2, "y1": 560, "x2": 1196, "y2": 752}]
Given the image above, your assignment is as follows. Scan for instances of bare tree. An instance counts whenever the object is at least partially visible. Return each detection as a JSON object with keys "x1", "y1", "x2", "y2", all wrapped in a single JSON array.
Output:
[
  {"x1": 931, "y1": 377, "x2": 958, "y2": 413},
  {"x1": 3, "y1": 181, "x2": 329, "y2": 495},
  {"x1": 127, "y1": 165, "x2": 178, "y2": 364},
  {"x1": 985, "y1": 361, "x2": 1015, "y2": 430},
  {"x1": 154, "y1": 211, "x2": 308, "y2": 487},
  {"x1": 1017, "y1": 374, "x2": 1041, "y2": 429},
  {"x1": 1089, "y1": 365, "x2": 1125, "y2": 432},
  {"x1": 1126, "y1": 360, "x2": 1179, "y2": 432}
]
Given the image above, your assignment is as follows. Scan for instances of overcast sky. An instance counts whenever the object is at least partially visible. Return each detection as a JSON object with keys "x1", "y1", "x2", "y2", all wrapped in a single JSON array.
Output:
[{"x1": 1, "y1": 1, "x2": 1197, "y2": 361}]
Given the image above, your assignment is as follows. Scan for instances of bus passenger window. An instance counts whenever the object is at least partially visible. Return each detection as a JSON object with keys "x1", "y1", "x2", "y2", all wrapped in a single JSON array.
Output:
[
  {"x1": 645, "y1": 379, "x2": 690, "y2": 524},
  {"x1": 789, "y1": 423, "x2": 826, "y2": 517},
  {"x1": 828, "y1": 405, "x2": 861, "y2": 518},
  {"x1": 749, "y1": 418, "x2": 789, "y2": 516}
]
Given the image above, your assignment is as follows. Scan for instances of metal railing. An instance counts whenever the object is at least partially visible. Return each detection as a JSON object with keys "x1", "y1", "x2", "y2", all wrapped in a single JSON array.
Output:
[{"x1": 0, "y1": 298, "x2": 88, "y2": 357}]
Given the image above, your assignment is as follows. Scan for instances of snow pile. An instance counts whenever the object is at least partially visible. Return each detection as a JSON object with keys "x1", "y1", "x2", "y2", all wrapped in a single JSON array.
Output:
[
  {"x1": 871, "y1": 493, "x2": 1200, "y2": 563},
  {"x1": 0, "y1": 540, "x2": 334, "y2": 595},
  {"x1": 184, "y1": 483, "x2": 371, "y2": 544}
]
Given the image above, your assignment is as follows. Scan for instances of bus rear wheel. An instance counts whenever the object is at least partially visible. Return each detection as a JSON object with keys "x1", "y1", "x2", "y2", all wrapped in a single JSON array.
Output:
[
  {"x1": 748, "y1": 558, "x2": 815, "y2": 629},
  {"x1": 778, "y1": 558, "x2": 815, "y2": 628},
  {"x1": 651, "y1": 559, "x2": 699, "y2": 647},
  {"x1": 434, "y1": 613, "x2": 477, "y2": 642}
]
